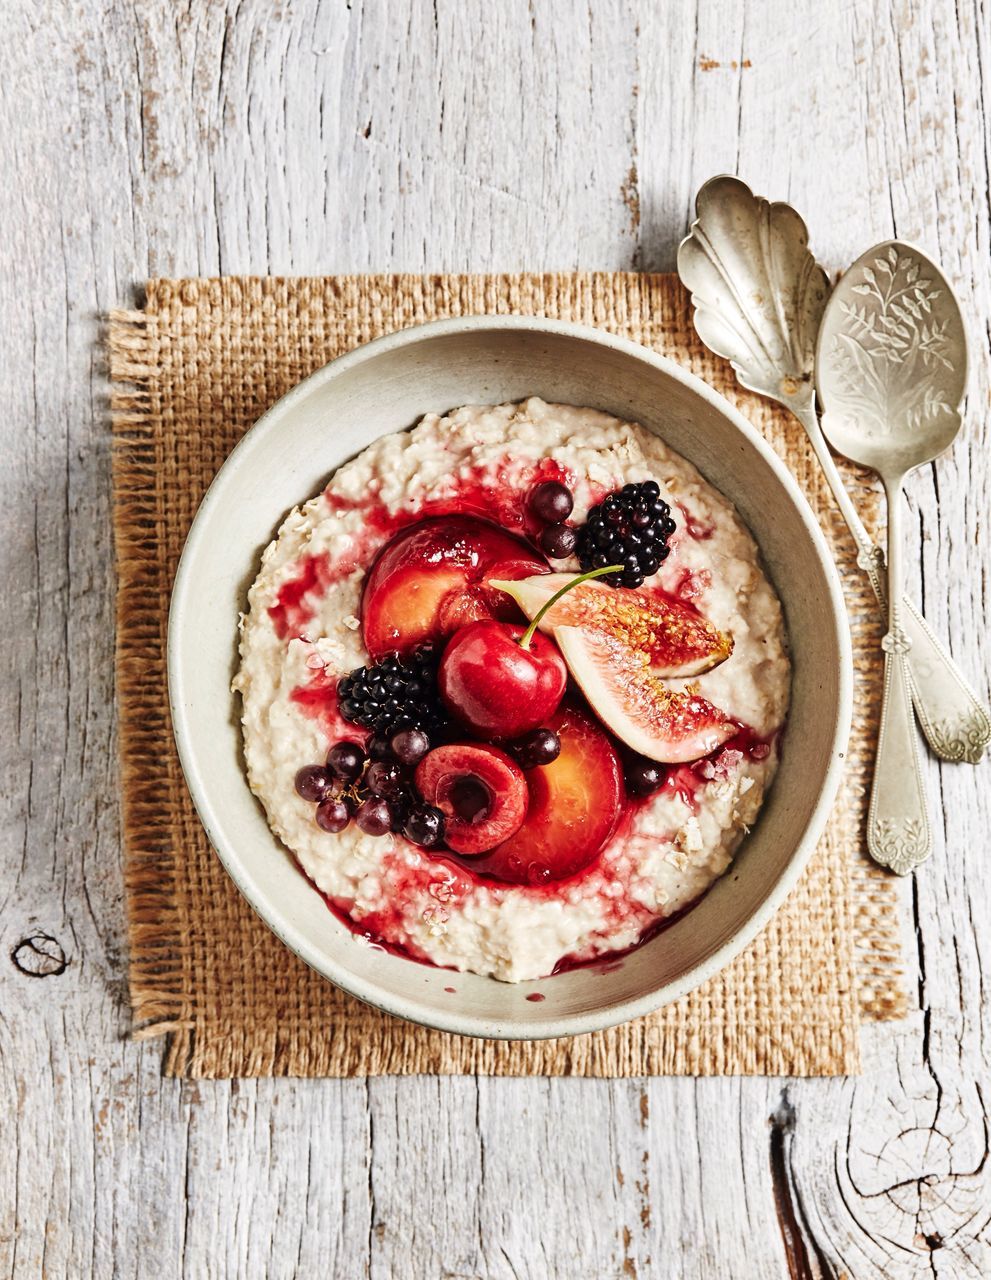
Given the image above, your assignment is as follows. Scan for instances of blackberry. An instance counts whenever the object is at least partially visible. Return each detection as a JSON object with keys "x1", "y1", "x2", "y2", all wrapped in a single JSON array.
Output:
[
  {"x1": 337, "y1": 645, "x2": 449, "y2": 738},
  {"x1": 575, "y1": 480, "x2": 677, "y2": 588}
]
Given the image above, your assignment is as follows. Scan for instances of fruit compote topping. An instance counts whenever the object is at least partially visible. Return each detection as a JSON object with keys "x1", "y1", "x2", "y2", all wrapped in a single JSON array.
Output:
[
  {"x1": 288, "y1": 468, "x2": 772, "y2": 932},
  {"x1": 231, "y1": 398, "x2": 793, "y2": 983}
]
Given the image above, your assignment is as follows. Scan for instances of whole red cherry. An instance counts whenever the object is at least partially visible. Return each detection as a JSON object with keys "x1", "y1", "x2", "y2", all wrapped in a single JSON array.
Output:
[{"x1": 439, "y1": 620, "x2": 567, "y2": 738}]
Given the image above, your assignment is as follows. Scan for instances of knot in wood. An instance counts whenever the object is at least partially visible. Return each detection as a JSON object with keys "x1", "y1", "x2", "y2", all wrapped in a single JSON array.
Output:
[{"x1": 11, "y1": 932, "x2": 68, "y2": 977}]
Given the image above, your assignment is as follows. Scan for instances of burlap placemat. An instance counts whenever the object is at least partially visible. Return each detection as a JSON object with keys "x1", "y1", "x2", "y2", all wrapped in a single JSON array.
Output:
[{"x1": 109, "y1": 273, "x2": 906, "y2": 1078}]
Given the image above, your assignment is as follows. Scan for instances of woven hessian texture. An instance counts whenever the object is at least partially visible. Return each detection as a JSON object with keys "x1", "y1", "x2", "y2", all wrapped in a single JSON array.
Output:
[{"x1": 108, "y1": 273, "x2": 906, "y2": 1079}]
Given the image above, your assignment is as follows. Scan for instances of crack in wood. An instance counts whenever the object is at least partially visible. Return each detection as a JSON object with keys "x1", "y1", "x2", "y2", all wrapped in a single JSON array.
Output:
[{"x1": 769, "y1": 1090, "x2": 837, "y2": 1280}]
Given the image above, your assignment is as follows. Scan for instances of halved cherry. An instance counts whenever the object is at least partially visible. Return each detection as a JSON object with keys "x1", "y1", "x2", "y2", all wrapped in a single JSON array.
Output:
[
  {"x1": 361, "y1": 517, "x2": 549, "y2": 660},
  {"x1": 469, "y1": 704, "x2": 624, "y2": 885},
  {"x1": 414, "y1": 743, "x2": 529, "y2": 855}
]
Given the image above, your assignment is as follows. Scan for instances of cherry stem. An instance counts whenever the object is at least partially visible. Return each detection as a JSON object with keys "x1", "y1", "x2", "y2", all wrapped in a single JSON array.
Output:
[{"x1": 518, "y1": 564, "x2": 625, "y2": 650}]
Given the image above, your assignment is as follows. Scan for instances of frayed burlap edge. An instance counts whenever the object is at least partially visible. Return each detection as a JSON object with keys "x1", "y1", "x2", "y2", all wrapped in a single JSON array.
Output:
[
  {"x1": 144, "y1": 1015, "x2": 860, "y2": 1080},
  {"x1": 109, "y1": 273, "x2": 906, "y2": 1078},
  {"x1": 110, "y1": 306, "x2": 196, "y2": 1042}
]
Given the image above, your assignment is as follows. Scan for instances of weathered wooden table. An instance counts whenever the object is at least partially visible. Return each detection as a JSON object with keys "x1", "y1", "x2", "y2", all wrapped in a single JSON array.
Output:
[{"x1": 3, "y1": 3, "x2": 988, "y2": 1275}]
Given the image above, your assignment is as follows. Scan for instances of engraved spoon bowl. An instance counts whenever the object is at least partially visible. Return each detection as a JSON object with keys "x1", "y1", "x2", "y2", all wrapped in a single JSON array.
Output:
[
  {"x1": 816, "y1": 240, "x2": 969, "y2": 873},
  {"x1": 816, "y1": 242, "x2": 967, "y2": 475}
]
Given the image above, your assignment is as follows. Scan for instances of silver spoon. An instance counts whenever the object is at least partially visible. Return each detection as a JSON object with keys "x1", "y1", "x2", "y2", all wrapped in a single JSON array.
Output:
[
  {"x1": 816, "y1": 240, "x2": 968, "y2": 873},
  {"x1": 677, "y1": 175, "x2": 991, "y2": 768}
]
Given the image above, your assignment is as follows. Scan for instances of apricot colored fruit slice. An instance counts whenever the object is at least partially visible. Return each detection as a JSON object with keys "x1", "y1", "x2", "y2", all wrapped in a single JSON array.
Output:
[
  {"x1": 469, "y1": 704, "x2": 623, "y2": 885},
  {"x1": 361, "y1": 517, "x2": 548, "y2": 660}
]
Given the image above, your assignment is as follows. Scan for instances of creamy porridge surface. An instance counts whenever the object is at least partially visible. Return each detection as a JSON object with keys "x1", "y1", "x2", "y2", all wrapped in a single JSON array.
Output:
[{"x1": 234, "y1": 397, "x2": 790, "y2": 981}]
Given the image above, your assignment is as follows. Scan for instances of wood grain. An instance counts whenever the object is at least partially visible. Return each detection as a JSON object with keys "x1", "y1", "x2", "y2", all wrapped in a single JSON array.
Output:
[{"x1": 1, "y1": 0, "x2": 988, "y2": 1275}]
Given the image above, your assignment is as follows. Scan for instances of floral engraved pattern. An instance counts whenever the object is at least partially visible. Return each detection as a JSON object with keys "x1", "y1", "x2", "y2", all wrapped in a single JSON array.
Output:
[
  {"x1": 856, "y1": 544, "x2": 886, "y2": 575},
  {"x1": 924, "y1": 716, "x2": 991, "y2": 765},
  {"x1": 827, "y1": 245, "x2": 958, "y2": 435},
  {"x1": 870, "y1": 816, "x2": 930, "y2": 875}
]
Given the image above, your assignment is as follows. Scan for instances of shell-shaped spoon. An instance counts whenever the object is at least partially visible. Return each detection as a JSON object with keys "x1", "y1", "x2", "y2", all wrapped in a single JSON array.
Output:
[
  {"x1": 678, "y1": 176, "x2": 991, "y2": 768},
  {"x1": 817, "y1": 241, "x2": 969, "y2": 874},
  {"x1": 676, "y1": 174, "x2": 829, "y2": 402}
]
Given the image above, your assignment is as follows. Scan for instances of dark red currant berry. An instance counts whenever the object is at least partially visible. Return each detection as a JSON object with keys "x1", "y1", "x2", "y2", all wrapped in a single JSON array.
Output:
[
  {"x1": 530, "y1": 480, "x2": 574, "y2": 524},
  {"x1": 315, "y1": 797, "x2": 351, "y2": 832},
  {"x1": 365, "y1": 760, "x2": 404, "y2": 797},
  {"x1": 327, "y1": 740, "x2": 366, "y2": 781},
  {"x1": 355, "y1": 798, "x2": 392, "y2": 836},
  {"x1": 390, "y1": 727, "x2": 430, "y2": 766},
  {"x1": 626, "y1": 757, "x2": 664, "y2": 796},
  {"x1": 538, "y1": 523, "x2": 577, "y2": 559},
  {"x1": 403, "y1": 804, "x2": 445, "y2": 848},
  {"x1": 513, "y1": 728, "x2": 561, "y2": 769},
  {"x1": 295, "y1": 765, "x2": 333, "y2": 802}
]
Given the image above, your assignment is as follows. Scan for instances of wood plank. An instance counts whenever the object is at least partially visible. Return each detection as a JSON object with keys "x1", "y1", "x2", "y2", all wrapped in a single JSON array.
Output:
[{"x1": 1, "y1": 0, "x2": 988, "y2": 1275}]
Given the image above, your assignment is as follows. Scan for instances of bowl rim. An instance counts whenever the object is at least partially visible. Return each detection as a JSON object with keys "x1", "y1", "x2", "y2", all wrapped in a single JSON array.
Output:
[{"x1": 168, "y1": 313, "x2": 853, "y2": 1040}]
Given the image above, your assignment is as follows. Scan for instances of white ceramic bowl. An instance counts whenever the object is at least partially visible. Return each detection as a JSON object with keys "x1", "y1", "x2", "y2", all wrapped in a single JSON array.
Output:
[{"x1": 169, "y1": 316, "x2": 852, "y2": 1039}]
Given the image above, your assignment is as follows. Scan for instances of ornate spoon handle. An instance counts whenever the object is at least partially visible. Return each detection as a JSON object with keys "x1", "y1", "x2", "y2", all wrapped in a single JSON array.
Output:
[
  {"x1": 849, "y1": 535, "x2": 991, "y2": 763},
  {"x1": 792, "y1": 401, "x2": 991, "y2": 764},
  {"x1": 869, "y1": 486, "x2": 932, "y2": 874},
  {"x1": 900, "y1": 602, "x2": 991, "y2": 763}
]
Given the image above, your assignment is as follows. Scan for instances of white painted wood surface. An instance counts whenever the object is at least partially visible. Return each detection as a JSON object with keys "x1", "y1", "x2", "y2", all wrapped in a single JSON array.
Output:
[{"x1": 2, "y1": 1, "x2": 989, "y2": 1274}]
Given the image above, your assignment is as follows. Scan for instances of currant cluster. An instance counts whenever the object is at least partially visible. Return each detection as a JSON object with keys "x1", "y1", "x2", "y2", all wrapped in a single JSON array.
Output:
[{"x1": 294, "y1": 728, "x2": 445, "y2": 847}]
